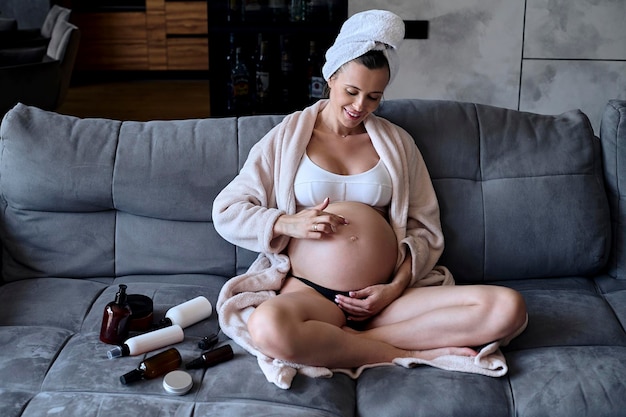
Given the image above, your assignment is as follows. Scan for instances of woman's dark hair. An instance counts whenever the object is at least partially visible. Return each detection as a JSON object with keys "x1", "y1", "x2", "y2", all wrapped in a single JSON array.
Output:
[
  {"x1": 323, "y1": 50, "x2": 390, "y2": 97},
  {"x1": 354, "y1": 49, "x2": 389, "y2": 72}
]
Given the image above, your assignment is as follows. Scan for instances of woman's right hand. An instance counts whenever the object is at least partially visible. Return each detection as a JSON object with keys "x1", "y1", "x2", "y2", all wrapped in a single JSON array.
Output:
[{"x1": 273, "y1": 197, "x2": 349, "y2": 240}]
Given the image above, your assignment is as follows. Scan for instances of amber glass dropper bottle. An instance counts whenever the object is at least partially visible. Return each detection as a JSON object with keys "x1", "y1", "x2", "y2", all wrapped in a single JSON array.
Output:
[{"x1": 120, "y1": 348, "x2": 182, "y2": 385}]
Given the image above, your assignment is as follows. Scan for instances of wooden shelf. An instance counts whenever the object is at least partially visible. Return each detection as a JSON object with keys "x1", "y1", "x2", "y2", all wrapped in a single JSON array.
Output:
[
  {"x1": 73, "y1": 11, "x2": 149, "y2": 70},
  {"x1": 72, "y1": 0, "x2": 208, "y2": 71}
]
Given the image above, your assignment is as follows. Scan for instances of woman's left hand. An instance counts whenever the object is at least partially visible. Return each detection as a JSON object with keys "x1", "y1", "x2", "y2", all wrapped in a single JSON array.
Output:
[
  {"x1": 335, "y1": 283, "x2": 399, "y2": 321},
  {"x1": 336, "y1": 256, "x2": 412, "y2": 321}
]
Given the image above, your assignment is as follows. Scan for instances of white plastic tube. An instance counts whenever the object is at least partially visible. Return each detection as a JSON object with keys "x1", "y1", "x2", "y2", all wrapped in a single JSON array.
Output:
[
  {"x1": 163, "y1": 296, "x2": 212, "y2": 329},
  {"x1": 107, "y1": 324, "x2": 184, "y2": 359}
]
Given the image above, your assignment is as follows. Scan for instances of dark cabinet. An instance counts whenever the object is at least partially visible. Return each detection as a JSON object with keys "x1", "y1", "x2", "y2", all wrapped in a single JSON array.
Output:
[{"x1": 207, "y1": 1, "x2": 347, "y2": 116}]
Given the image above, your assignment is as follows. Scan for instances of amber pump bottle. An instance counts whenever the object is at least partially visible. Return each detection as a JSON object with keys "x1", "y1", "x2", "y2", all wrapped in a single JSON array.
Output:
[
  {"x1": 120, "y1": 348, "x2": 182, "y2": 384},
  {"x1": 99, "y1": 284, "x2": 132, "y2": 345}
]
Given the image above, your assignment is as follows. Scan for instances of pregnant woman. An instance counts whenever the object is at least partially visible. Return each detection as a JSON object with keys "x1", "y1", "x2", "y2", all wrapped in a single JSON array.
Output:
[{"x1": 213, "y1": 10, "x2": 527, "y2": 381}]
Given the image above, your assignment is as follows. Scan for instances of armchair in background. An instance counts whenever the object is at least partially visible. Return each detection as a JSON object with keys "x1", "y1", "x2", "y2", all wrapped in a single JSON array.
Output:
[
  {"x1": 0, "y1": 5, "x2": 71, "y2": 49},
  {"x1": 0, "y1": 18, "x2": 17, "y2": 32},
  {"x1": 0, "y1": 18, "x2": 80, "y2": 117}
]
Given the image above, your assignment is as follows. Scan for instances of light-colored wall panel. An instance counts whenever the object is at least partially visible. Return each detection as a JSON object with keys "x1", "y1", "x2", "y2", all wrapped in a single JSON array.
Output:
[
  {"x1": 525, "y1": 0, "x2": 626, "y2": 59},
  {"x1": 520, "y1": 60, "x2": 626, "y2": 131},
  {"x1": 349, "y1": 1, "x2": 624, "y2": 131},
  {"x1": 349, "y1": 0, "x2": 525, "y2": 109}
]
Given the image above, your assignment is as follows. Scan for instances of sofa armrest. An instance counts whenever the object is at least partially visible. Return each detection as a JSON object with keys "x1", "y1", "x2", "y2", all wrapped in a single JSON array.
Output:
[{"x1": 600, "y1": 100, "x2": 626, "y2": 279}]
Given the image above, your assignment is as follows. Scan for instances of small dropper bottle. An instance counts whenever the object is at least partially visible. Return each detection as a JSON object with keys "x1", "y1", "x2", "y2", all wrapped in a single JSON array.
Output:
[
  {"x1": 99, "y1": 284, "x2": 132, "y2": 345},
  {"x1": 185, "y1": 344, "x2": 234, "y2": 369},
  {"x1": 120, "y1": 348, "x2": 182, "y2": 384}
]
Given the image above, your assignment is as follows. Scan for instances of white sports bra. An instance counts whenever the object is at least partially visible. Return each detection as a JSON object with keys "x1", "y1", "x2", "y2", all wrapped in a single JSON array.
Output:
[{"x1": 294, "y1": 153, "x2": 393, "y2": 209}]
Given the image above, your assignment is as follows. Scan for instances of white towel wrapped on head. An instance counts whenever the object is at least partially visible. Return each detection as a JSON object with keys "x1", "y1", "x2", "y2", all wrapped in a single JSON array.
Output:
[{"x1": 322, "y1": 9, "x2": 405, "y2": 83}]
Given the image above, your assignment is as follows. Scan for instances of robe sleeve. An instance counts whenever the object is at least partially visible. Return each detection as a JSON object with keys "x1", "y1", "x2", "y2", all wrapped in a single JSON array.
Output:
[
  {"x1": 212, "y1": 123, "x2": 291, "y2": 254},
  {"x1": 388, "y1": 123, "x2": 447, "y2": 286}
]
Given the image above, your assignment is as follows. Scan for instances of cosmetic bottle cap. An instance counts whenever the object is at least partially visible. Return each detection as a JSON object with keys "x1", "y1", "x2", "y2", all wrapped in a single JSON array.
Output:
[
  {"x1": 197, "y1": 333, "x2": 219, "y2": 350},
  {"x1": 120, "y1": 369, "x2": 144, "y2": 385},
  {"x1": 163, "y1": 370, "x2": 193, "y2": 395},
  {"x1": 107, "y1": 344, "x2": 129, "y2": 359},
  {"x1": 115, "y1": 284, "x2": 128, "y2": 305},
  {"x1": 184, "y1": 356, "x2": 205, "y2": 370}
]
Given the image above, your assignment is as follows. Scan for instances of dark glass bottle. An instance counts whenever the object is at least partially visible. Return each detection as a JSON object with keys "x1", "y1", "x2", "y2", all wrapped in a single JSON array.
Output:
[
  {"x1": 255, "y1": 40, "x2": 272, "y2": 112},
  {"x1": 268, "y1": 0, "x2": 287, "y2": 22},
  {"x1": 279, "y1": 35, "x2": 295, "y2": 111},
  {"x1": 306, "y1": 0, "x2": 327, "y2": 23},
  {"x1": 231, "y1": 46, "x2": 251, "y2": 114},
  {"x1": 307, "y1": 40, "x2": 325, "y2": 104},
  {"x1": 99, "y1": 284, "x2": 132, "y2": 345},
  {"x1": 185, "y1": 345, "x2": 234, "y2": 369},
  {"x1": 241, "y1": 0, "x2": 262, "y2": 21},
  {"x1": 227, "y1": 0, "x2": 239, "y2": 22},
  {"x1": 289, "y1": 0, "x2": 304, "y2": 22},
  {"x1": 120, "y1": 348, "x2": 182, "y2": 385},
  {"x1": 225, "y1": 33, "x2": 237, "y2": 114}
]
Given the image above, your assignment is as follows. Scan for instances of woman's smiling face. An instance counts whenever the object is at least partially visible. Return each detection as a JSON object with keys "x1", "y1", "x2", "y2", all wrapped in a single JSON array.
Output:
[{"x1": 327, "y1": 61, "x2": 390, "y2": 130}]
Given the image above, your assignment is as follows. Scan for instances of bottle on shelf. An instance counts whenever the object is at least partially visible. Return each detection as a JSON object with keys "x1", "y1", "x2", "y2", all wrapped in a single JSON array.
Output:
[
  {"x1": 268, "y1": 0, "x2": 287, "y2": 22},
  {"x1": 119, "y1": 348, "x2": 182, "y2": 384},
  {"x1": 306, "y1": 0, "x2": 327, "y2": 22},
  {"x1": 306, "y1": 40, "x2": 325, "y2": 104},
  {"x1": 255, "y1": 39, "x2": 272, "y2": 112},
  {"x1": 227, "y1": 0, "x2": 239, "y2": 22},
  {"x1": 225, "y1": 33, "x2": 237, "y2": 114},
  {"x1": 241, "y1": 0, "x2": 262, "y2": 21},
  {"x1": 99, "y1": 284, "x2": 132, "y2": 345},
  {"x1": 289, "y1": 0, "x2": 304, "y2": 22},
  {"x1": 279, "y1": 35, "x2": 296, "y2": 111},
  {"x1": 230, "y1": 46, "x2": 252, "y2": 114}
]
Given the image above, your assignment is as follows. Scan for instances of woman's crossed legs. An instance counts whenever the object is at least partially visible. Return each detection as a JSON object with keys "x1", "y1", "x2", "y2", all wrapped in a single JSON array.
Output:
[{"x1": 246, "y1": 279, "x2": 526, "y2": 369}]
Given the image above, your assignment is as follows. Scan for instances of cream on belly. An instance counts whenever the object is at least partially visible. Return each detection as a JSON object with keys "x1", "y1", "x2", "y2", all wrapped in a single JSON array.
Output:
[{"x1": 287, "y1": 202, "x2": 399, "y2": 292}]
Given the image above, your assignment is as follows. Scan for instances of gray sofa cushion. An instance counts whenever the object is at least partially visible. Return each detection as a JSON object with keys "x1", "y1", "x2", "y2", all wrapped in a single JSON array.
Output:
[
  {"x1": 0, "y1": 105, "x2": 240, "y2": 282},
  {"x1": 1, "y1": 100, "x2": 624, "y2": 417},
  {"x1": 601, "y1": 100, "x2": 626, "y2": 279},
  {"x1": 376, "y1": 99, "x2": 611, "y2": 282}
]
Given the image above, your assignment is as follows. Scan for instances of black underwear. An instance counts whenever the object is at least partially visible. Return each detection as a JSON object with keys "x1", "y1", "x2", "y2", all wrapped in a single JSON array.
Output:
[{"x1": 293, "y1": 276, "x2": 350, "y2": 302}]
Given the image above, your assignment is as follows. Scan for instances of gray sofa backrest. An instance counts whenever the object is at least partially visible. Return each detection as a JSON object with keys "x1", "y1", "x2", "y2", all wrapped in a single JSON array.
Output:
[
  {"x1": 376, "y1": 99, "x2": 611, "y2": 282},
  {"x1": 0, "y1": 105, "x2": 239, "y2": 281},
  {"x1": 600, "y1": 100, "x2": 626, "y2": 280},
  {"x1": 0, "y1": 100, "x2": 618, "y2": 285},
  {"x1": 237, "y1": 100, "x2": 612, "y2": 283}
]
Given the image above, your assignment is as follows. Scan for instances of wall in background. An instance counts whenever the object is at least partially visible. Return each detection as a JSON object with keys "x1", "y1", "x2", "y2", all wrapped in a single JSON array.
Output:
[
  {"x1": 0, "y1": 0, "x2": 50, "y2": 29},
  {"x1": 350, "y1": 0, "x2": 626, "y2": 133}
]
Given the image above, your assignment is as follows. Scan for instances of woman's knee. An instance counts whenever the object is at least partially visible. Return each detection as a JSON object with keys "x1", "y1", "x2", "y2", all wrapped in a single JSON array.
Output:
[
  {"x1": 488, "y1": 287, "x2": 527, "y2": 336},
  {"x1": 247, "y1": 303, "x2": 299, "y2": 359}
]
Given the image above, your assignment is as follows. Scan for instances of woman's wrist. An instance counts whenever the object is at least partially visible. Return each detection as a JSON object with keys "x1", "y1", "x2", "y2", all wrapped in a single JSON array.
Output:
[
  {"x1": 272, "y1": 214, "x2": 285, "y2": 239},
  {"x1": 389, "y1": 257, "x2": 412, "y2": 293}
]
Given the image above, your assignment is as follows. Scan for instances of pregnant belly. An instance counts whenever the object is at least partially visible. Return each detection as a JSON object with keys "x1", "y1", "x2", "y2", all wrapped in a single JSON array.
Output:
[{"x1": 287, "y1": 202, "x2": 399, "y2": 292}]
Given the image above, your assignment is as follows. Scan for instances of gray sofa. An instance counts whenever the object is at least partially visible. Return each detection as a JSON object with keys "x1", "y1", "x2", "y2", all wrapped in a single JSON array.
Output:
[{"x1": 0, "y1": 98, "x2": 624, "y2": 417}]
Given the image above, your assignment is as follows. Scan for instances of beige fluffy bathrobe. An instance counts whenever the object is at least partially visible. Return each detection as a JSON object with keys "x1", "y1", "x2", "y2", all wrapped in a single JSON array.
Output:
[{"x1": 213, "y1": 100, "x2": 523, "y2": 389}]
